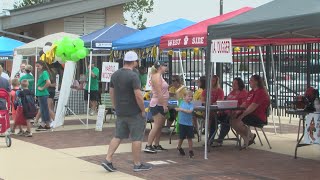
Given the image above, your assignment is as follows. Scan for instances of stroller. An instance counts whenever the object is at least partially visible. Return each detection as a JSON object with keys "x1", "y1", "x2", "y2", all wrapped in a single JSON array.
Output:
[{"x1": 0, "y1": 88, "x2": 11, "y2": 147}]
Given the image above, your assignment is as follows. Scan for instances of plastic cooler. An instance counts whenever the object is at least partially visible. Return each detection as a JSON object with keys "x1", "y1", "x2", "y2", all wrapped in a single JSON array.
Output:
[{"x1": 216, "y1": 100, "x2": 238, "y2": 108}]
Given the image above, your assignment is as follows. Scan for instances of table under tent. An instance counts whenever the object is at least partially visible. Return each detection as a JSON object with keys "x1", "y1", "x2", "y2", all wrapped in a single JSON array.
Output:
[{"x1": 205, "y1": 0, "x2": 320, "y2": 159}]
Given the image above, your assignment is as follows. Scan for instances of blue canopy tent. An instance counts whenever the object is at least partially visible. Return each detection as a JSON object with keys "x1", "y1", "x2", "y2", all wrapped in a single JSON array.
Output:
[
  {"x1": 0, "y1": 36, "x2": 24, "y2": 59},
  {"x1": 81, "y1": 23, "x2": 138, "y2": 50},
  {"x1": 112, "y1": 18, "x2": 195, "y2": 50},
  {"x1": 81, "y1": 23, "x2": 138, "y2": 125}
]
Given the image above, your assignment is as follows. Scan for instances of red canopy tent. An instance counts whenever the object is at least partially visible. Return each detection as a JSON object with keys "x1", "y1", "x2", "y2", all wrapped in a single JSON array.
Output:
[{"x1": 159, "y1": 7, "x2": 252, "y2": 49}]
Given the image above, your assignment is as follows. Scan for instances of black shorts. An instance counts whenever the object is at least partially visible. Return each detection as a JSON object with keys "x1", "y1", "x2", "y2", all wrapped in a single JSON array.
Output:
[
  {"x1": 84, "y1": 90, "x2": 99, "y2": 101},
  {"x1": 150, "y1": 105, "x2": 166, "y2": 116},
  {"x1": 242, "y1": 114, "x2": 266, "y2": 126},
  {"x1": 48, "y1": 90, "x2": 55, "y2": 99},
  {"x1": 179, "y1": 124, "x2": 194, "y2": 139}
]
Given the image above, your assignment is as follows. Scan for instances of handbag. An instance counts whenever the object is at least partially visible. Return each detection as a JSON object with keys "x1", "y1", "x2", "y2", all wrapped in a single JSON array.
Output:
[{"x1": 15, "y1": 106, "x2": 27, "y2": 126}]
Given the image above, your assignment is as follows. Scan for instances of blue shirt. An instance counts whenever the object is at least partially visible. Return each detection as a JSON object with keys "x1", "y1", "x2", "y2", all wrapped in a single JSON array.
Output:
[{"x1": 178, "y1": 101, "x2": 194, "y2": 126}]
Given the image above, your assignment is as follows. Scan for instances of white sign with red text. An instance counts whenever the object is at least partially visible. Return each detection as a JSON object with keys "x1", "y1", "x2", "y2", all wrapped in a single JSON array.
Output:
[
  {"x1": 210, "y1": 38, "x2": 232, "y2": 63},
  {"x1": 145, "y1": 68, "x2": 152, "y2": 91},
  {"x1": 101, "y1": 62, "x2": 119, "y2": 82}
]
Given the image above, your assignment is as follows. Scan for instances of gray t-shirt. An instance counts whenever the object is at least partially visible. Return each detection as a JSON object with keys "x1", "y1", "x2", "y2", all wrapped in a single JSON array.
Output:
[
  {"x1": 0, "y1": 76, "x2": 11, "y2": 110},
  {"x1": 110, "y1": 68, "x2": 141, "y2": 116}
]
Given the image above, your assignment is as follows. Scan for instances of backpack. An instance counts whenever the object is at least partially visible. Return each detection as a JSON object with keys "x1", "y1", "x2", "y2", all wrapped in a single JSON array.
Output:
[{"x1": 19, "y1": 90, "x2": 37, "y2": 118}]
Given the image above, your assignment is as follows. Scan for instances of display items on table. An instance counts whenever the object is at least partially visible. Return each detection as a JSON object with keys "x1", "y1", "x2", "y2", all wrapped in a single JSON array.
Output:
[{"x1": 304, "y1": 113, "x2": 320, "y2": 144}]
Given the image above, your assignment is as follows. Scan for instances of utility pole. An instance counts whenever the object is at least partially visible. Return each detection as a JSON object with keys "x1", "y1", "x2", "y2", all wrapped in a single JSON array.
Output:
[{"x1": 220, "y1": 0, "x2": 223, "y2": 15}]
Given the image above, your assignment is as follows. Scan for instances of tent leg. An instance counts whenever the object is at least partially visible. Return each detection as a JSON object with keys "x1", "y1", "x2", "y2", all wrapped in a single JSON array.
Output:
[
  {"x1": 259, "y1": 47, "x2": 277, "y2": 134},
  {"x1": 178, "y1": 50, "x2": 187, "y2": 86},
  {"x1": 204, "y1": 61, "x2": 213, "y2": 160},
  {"x1": 270, "y1": 46, "x2": 282, "y2": 133},
  {"x1": 86, "y1": 50, "x2": 93, "y2": 129}
]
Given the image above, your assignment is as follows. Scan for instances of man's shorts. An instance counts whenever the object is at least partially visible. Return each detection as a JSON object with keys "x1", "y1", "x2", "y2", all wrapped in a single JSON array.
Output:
[
  {"x1": 150, "y1": 105, "x2": 166, "y2": 116},
  {"x1": 179, "y1": 124, "x2": 194, "y2": 139},
  {"x1": 115, "y1": 113, "x2": 146, "y2": 141},
  {"x1": 84, "y1": 90, "x2": 99, "y2": 101}
]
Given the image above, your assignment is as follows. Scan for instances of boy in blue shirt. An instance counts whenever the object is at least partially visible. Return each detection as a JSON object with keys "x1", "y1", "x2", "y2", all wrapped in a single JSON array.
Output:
[{"x1": 175, "y1": 91, "x2": 194, "y2": 158}]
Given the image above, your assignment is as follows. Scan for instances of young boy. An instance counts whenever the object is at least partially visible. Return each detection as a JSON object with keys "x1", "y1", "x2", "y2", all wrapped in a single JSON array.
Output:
[
  {"x1": 10, "y1": 78, "x2": 23, "y2": 135},
  {"x1": 18, "y1": 80, "x2": 34, "y2": 137},
  {"x1": 175, "y1": 91, "x2": 195, "y2": 158}
]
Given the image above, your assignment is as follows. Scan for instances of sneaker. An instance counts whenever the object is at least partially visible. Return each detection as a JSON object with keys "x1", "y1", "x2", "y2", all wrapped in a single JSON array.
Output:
[
  {"x1": 24, "y1": 131, "x2": 33, "y2": 137},
  {"x1": 153, "y1": 145, "x2": 168, "y2": 152},
  {"x1": 45, "y1": 125, "x2": 51, "y2": 130},
  {"x1": 143, "y1": 145, "x2": 157, "y2": 153},
  {"x1": 101, "y1": 160, "x2": 117, "y2": 172},
  {"x1": 133, "y1": 163, "x2": 152, "y2": 172},
  {"x1": 177, "y1": 147, "x2": 185, "y2": 156},
  {"x1": 36, "y1": 126, "x2": 47, "y2": 131},
  {"x1": 189, "y1": 150, "x2": 194, "y2": 158},
  {"x1": 17, "y1": 130, "x2": 25, "y2": 136}
]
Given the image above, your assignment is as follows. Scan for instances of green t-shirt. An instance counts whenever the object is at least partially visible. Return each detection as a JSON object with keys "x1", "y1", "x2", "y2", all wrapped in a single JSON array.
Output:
[
  {"x1": 20, "y1": 73, "x2": 35, "y2": 92},
  {"x1": 36, "y1": 70, "x2": 50, "y2": 96},
  {"x1": 85, "y1": 67, "x2": 99, "y2": 91},
  {"x1": 139, "y1": 74, "x2": 147, "y2": 89}
]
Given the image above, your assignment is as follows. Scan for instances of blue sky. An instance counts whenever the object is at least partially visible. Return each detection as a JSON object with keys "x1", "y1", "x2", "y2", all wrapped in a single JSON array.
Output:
[{"x1": 125, "y1": 0, "x2": 273, "y2": 27}]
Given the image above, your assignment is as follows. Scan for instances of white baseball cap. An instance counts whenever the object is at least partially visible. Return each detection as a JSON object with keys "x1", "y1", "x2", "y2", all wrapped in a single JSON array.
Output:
[{"x1": 124, "y1": 51, "x2": 138, "y2": 62}]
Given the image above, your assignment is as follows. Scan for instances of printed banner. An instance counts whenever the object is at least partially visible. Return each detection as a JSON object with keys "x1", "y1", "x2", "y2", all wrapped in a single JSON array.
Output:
[
  {"x1": 145, "y1": 68, "x2": 152, "y2": 91},
  {"x1": 304, "y1": 113, "x2": 320, "y2": 144},
  {"x1": 101, "y1": 62, "x2": 119, "y2": 82}
]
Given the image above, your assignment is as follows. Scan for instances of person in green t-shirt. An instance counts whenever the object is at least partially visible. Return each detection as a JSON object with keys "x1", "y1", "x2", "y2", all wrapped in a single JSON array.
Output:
[
  {"x1": 35, "y1": 61, "x2": 51, "y2": 131},
  {"x1": 85, "y1": 63, "x2": 100, "y2": 115},
  {"x1": 19, "y1": 65, "x2": 35, "y2": 93},
  {"x1": 138, "y1": 66, "x2": 147, "y2": 90}
]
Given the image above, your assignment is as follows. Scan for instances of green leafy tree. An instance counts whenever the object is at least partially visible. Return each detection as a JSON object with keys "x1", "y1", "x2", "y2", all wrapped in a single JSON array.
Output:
[
  {"x1": 124, "y1": 0, "x2": 154, "y2": 30},
  {"x1": 14, "y1": 0, "x2": 49, "y2": 9}
]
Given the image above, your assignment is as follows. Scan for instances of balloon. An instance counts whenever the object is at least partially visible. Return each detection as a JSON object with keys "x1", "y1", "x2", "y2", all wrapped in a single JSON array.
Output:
[
  {"x1": 234, "y1": 47, "x2": 241, "y2": 52},
  {"x1": 73, "y1": 38, "x2": 84, "y2": 48},
  {"x1": 45, "y1": 42, "x2": 52, "y2": 46},
  {"x1": 77, "y1": 48, "x2": 87, "y2": 59},
  {"x1": 43, "y1": 45, "x2": 51, "y2": 53},
  {"x1": 55, "y1": 46, "x2": 64, "y2": 56},
  {"x1": 71, "y1": 53, "x2": 78, "y2": 61}
]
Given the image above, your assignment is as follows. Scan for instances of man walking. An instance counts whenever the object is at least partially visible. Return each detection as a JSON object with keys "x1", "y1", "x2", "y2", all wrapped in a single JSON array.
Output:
[{"x1": 101, "y1": 51, "x2": 152, "y2": 172}]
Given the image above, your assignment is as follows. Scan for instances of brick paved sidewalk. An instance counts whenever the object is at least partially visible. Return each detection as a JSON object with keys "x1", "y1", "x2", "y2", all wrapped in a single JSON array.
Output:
[{"x1": 82, "y1": 146, "x2": 320, "y2": 180}]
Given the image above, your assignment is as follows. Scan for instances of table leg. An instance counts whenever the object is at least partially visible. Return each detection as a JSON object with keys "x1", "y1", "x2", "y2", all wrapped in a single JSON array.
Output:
[
  {"x1": 297, "y1": 116, "x2": 302, "y2": 142},
  {"x1": 295, "y1": 117, "x2": 309, "y2": 159},
  {"x1": 207, "y1": 112, "x2": 219, "y2": 151}
]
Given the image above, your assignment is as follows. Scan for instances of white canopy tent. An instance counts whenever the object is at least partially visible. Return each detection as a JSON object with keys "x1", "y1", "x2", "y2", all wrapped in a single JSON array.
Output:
[{"x1": 15, "y1": 32, "x2": 80, "y2": 129}]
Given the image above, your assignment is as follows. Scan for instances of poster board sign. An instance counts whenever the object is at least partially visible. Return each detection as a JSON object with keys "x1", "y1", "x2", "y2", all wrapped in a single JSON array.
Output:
[
  {"x1": 210, "y1": 38, "x2": 232, "y2": 63},
  {"x1": 304, "y1": 113, "x2": 320, "y2": 144},
  {"x1": 145, "y1": 68, "x2": 152, "y2": 91},
  {"x1": 101, "y1": 62, "x2": 119, "y2": 82},
  {"x1": 95, "y1": 105, "x2": 105, "y2": 131}
]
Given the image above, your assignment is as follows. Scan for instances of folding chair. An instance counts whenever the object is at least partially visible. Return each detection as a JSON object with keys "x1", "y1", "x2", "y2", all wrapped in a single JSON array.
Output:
[
  {"x1": 245, "y1": 113, "x2": 272, "y2": 149},
  {"x1": 144, "y1": 101, "x2": 154, "y2": 128},
  {"x1": 100, "y1": 93, "x2": 116, "y2": 122}
]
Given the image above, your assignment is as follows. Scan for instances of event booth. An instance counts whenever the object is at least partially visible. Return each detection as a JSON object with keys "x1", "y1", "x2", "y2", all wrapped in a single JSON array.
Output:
[
  {"x1": 0, "y1": 36, "x2": 24, "y2": 71},
  {"x1": 205, "y1": 0, "x2": 320, "y2": 159}
]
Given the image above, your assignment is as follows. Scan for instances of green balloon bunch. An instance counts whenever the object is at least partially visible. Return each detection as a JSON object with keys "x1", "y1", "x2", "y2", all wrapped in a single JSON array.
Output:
[{"x1": 55, "y1": 37, "x2": 88, "y2": 62}]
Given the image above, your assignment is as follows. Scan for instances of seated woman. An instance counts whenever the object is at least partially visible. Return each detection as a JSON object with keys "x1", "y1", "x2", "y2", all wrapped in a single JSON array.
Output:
[
  {"x1": 201, "y1": 75, "x2": 224, "y2": 140},
  {"x1": 162, "y1": 75, "x2": 187, "y2": 133},
  {"x1": 212, "y1": 77, "x2": 248, "y2": 147},
  {"x1": 231, "y1": 74, "x2": 270, "y2": 148}
]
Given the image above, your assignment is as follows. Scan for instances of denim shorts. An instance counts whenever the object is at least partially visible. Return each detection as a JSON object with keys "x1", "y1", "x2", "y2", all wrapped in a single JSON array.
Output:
[
  {"x1": 115, "y1": 114, "x2": 146, "y2": 141},
  {"x1": 150, "y1": 105, "x2": 166, "y2": 116}
]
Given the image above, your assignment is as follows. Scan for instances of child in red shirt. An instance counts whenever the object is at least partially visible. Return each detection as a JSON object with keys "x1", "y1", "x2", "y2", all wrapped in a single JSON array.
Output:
[{"x1": 10, "y1": 78, "x2": 23, "y2": 135}]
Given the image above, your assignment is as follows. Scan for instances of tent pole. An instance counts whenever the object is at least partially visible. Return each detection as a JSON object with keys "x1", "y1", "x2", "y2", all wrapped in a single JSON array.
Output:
[
  {"x1": 270, "y1": 46, "x2": 282, "y2": 133},
  {"x1": 178, "y1": 50, "x2": 187, "y2": 86},
  {"x1": 86, "y1": 49, "x2": 93, "y2": 129},
  {"x1": 258, "y1": 46, "x2": 277, "y2": 134},
  {"x1": 204, "y1": 61, "x2": 213, "y2": 159},
  {"x1": 35, "y1": 47, "x2": 38, "y2": 95}
]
